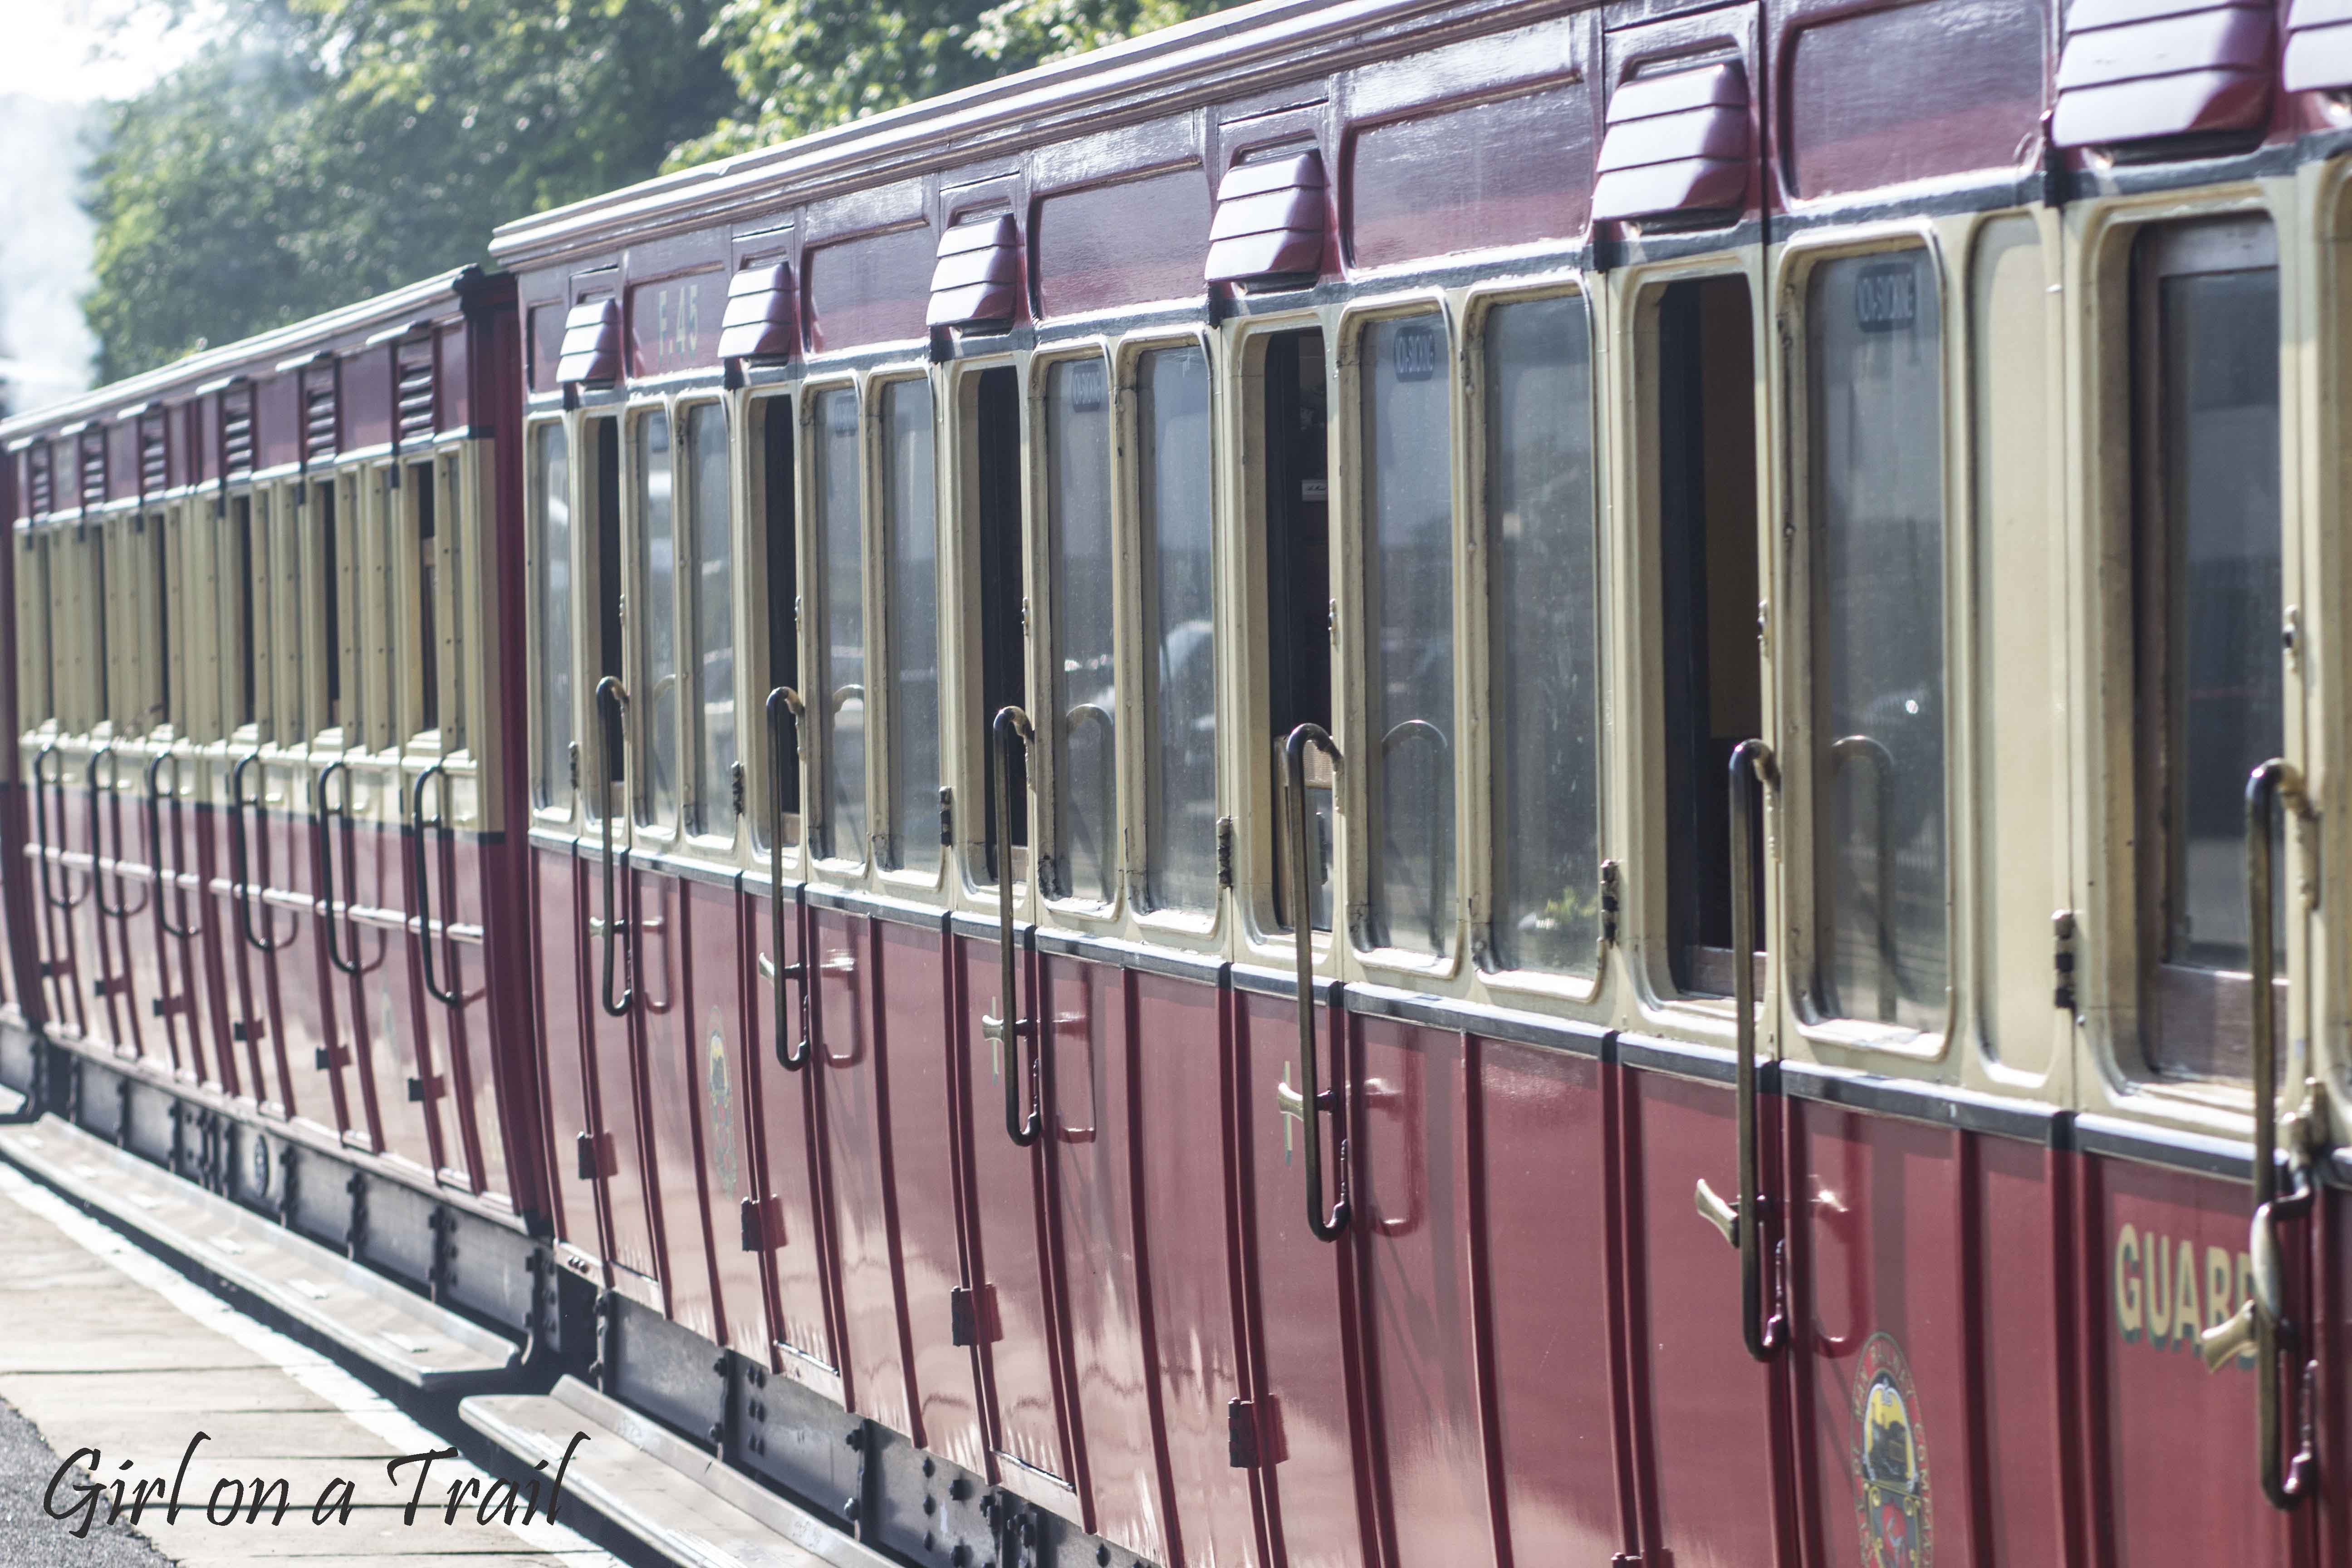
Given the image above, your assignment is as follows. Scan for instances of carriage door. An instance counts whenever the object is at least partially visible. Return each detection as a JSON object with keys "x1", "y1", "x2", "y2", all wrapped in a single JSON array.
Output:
[{"x1": 576, "y1": 411, "x2": 668, "y2": 1302}]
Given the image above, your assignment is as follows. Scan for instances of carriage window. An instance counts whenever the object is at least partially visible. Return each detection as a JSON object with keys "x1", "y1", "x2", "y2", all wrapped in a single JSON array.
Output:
[
  {"x1": 1656, "y1": 278, "x2": 1761, "y2": 996},
  {"x1": 589, "y1": 420, "x2": 623, "y2": 812},
  {"x1": 230, "y1": 495, "x2": 261, "y2": 732},
  {"x1": 1138, "y1": 345, "x2": 1217, "y2": 915},
  {"x1": 410, "y1": 460, "x2": 441, "y2": 737},
  {"x1": 148, "y1": 513, "x2": 172, "y2": 730},
  {"x1": 972, "y1": 366, "x2": 1026, "y2": 883},
  {"x1": 760, "y1": 397, "x2": 799, "y2": 834},
  {"x1": 1045, "y1": 355, "x2": 1116, "y2": 905},
  {"x1": 1808, "y1": 249, "x2": 1947, "y2": 1034},
  {"x1": 813, "y1": 388, "x2": 866, "y2": 862},
  {"x1": 1360, "y1": 314, "x2": 1456, "y2": 958},
  {"x1": 317, "y1": 485, "x2": 339, "y2": 730},
  {"x1": 533, "y1": 424, "x2": 574, "y2": 811},
  {"x1": 332, "y1": 478, "x2": 359, "y2": 736},
  {"x1": 1487, "y1": 297, "x2": 1602, "y2": 976},
  {"x1": 278, "y1": 490, "x2": 308, "y2": 740},
  {"x1": 1262, "y1": 329, "x2": 1331, "y2": 931},
  {"x1": 2134, "y1": 218, "x2": 2282, "y2": 1081},
  {"x1": 89, "y1": 527, "x2": 113, "y2": 729},
  {"x1": 881, "y1": 379, "x2": 941, "y2": 874},
  {"x1": 635, "y1": 412, "x2": 679, "y2": 829},
  {"x1": 686, "y1": 403, "x2": 736, "y2": 838},
  {"x1": 18, "y1": 536, "x2": 53, "y2": 726}
]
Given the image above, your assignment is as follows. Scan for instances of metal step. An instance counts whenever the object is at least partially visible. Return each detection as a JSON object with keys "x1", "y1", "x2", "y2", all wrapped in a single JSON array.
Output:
[
  {"x1": 464, "y1": 1376, "x2": 893, "y2": 1568},
  {"x1": 0, "y1": 1113, "x2": 521, "y2": 1390}
]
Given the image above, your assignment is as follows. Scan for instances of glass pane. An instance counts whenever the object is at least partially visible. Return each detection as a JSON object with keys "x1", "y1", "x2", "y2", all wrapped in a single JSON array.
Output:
[
  {"x1": 1361, "y1": 315, "x2": 1456, "y2": 958},
  {"x1": 1807, "y1": 249, "x2": 1947, "y2": 1031},
  {"x1": 881, "y1": 380, "x2": 939, "y2": 873},
  {"x1": 1046, "y1": 356, "x2": 1117, "y2": 904},
  {"x1": 636, "y1": 411, "x2": 679, "y2": 830},
  {"x1": 1139, "y1": 346, "x2": 1217, "y2": 914},
  {"x1": 535, "y1": 425, "x2": 575, "y2": 812},
  {"x1": 2159, "y1": 257, "x2": 2282, "y2": 978},
  {"x1": 815, "y1": 388, "x2": 866, "y2": 861},
  {"x1": 1487, "y1": 297, "x2": 1601, "y2": 976},
  {"x1": 686, "y1": 405, "x2": 736, "y2": 837}
]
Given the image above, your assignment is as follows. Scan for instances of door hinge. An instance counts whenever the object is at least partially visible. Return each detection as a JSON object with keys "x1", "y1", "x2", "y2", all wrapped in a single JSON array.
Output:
[
  {"x1": 576, "y1": 1129, "x2": 617, "y2": 1181},
  {"x1": 731, "y1": 759, "x2": 747, "y2": 818},
  {"x1": 313, "y1": 1044, "x2": 352, "y2": 1071},
  {"x1": 407, "y1": 1073, "x2": 446, "y2": 1103},
  {"x1": 1227, "y1": 1395, "x2": 1285, "y2": 1468},
  {"x1": 568, "y1": 742, "x2": 580, "y2": 793},
  {"x1": 1598, "y1": 859, "x2": 1620, "y2": 946},
  {"x1": 949, "y1": 1283, "x2": 1001, "y2": 1347},
  {"x1": 739, "y1": 1194, "x2": 786, "y2": 1252},
  {"x1": 1216, "y1": 816, "x2": 1235, "y2": 888},
  {"x1": 939, "y1": 785, "x2": 955, "y2": 848},
  {"x1": 231, "y1": 1017, "x2": 267, "y2": 1043},
  {"x1": 91, "y1": 975, "x2": 127, "y2": 999},
  {"x1": 2052, "y1": 909, "x2": 2076, "y2": 1013}
]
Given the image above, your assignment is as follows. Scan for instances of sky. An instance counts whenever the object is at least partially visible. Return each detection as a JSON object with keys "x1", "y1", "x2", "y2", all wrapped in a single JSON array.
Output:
[{"x1": 0, "y1": 0, "x2": 211, "y2": 414}]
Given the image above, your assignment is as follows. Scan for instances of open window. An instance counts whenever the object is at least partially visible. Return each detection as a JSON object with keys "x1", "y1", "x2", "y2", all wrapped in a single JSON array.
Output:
[
  {"x1": 756, "y1": 396, "x2": 799, "y2": 843},
  {"x1": 2130, "y1": 217, "x2": 2283, "y2": 1082},
  {"x1": 1258, "y1": 328, "x2": 1332, "y2": 931},
  {"x1": 408, "y1": 458, "x2": 441, "y2": 741},
  {"x1": 1653, "y1": 277, "x2": 1760, "y2": 996},
  {"x1": 311, "y1": 473, "x2": 356, "y2": 738},
  {"x1": 587, "y1": 418, "x2": 624, "y2": 818},
  {"x1": 967, "y1": 365, "x2": 1026, "y2": 885},
  {"x1": 224, "y1": 492, "x2": 269, "y2": 738}
]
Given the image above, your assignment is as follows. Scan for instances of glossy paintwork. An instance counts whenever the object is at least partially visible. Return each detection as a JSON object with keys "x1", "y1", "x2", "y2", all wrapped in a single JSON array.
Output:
[{"x1": 746, "y1": 886, "x2": 843, "y2": 1390}]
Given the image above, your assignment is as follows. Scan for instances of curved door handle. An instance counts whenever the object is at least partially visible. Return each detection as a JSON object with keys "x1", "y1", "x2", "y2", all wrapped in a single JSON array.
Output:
[
  {"x1": 2196, "y1": 758, "x2": 2317, "y2": 1509},
  {"x1": 33, "y1": 742, "x2": 88, "y2": 912},
  {"x1": 87, "y1": 745, "x2": 149, "y2": 919},
  {"x1": 412, "y1": 764, "x2": 465, "y2": 1008},
  {"x1": 315, "y1": 761, "x2": 361, "y2": 976},
  {"x1": 766, "y1": 687, "x2": 810, "y2": 1070},
  {"x1": 983, "y1": 706, "x2": 1040, "y2": 1146},
  {"x1": 1692, "y1": 738, "x2": 1784, "y2": 1361},
  {"x1": 594, "y1": 676, "x2": 634, "y2": 1017},
  {"x1": 145, "y1": 753, "x2": 203, "y2": 939},
  {"x1": 228, "y1": 753, "x2": 294, "y2": 954},
  {"x1": 1284, "y1": 722, "x2": 1350, "y2": 1242}
]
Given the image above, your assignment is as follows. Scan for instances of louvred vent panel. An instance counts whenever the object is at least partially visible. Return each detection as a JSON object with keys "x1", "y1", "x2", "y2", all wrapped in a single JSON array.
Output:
[
  {"x1": 2052, "y1": 0, "x2": 2273, "y2": 147},
  {"x1": 1592, "y1": 61, "x2": 1750, "y2": 223},
  {"x1": 139, "y1": 415, "x2": 167, "y2": 495},
  {"x1": 717, "y1": 262, "x2": 799, "y2": 361},
  {"x1": 557, "y1": 299, "x2": 622, "y2": 386},
  {"x1": 303, "y1": 369, "x2": 339, "y2": 462},
  {"x1": 397, "y1": 343, "x2": 436, "y2": 443},
  {"x1": 78, "y1": 431, "x2": 105, "y2": 509},
  {"x1": 2286, "y1": 0, "x2": 2352, "y2": 91},
  {"x1": 221, "y1": 393, "x2": 255, "y2": 477},
  {"x1": 28, "y1": 446, "x2": 51, "y2": 515},
  {"x1": 1205, "y1": 152, "x2": 1328, "y2": 285},
  {"x1": 927, "y1": 216, "x2": 1021, "y2": 329}
]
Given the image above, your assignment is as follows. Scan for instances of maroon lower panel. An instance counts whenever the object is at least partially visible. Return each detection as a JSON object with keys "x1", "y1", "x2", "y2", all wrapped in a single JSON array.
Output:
[
  {"x1": 582, "y1": 842, "x2": 659, "y2": 1291},
  {"x1": 748, "y1": 887, "x2": 841, "y2": 1387},
  {"x1": 1620, "y1": 1064, "x2": 1790, "y2": 1568},
  {"x1": 1041, "y1": 952, "x2": 1156, "y2": 1553},
  {"x1": 634, "y1": 868, "x2": 715, "y2": 1335},
  {"x1": 1130, "y1": 969, "x2": 1257, "y2": 1568},
  {"x1": 1235, "y1": 989, "x2": 1376, "y2": 1568},
  {"x1": 1350, "y1": 1017, "x2": 1496, "y2": 1568},
  {"x1": 1478, "y1": 1038, "x2": 1622, "y2": 1562},
  {"x1": 530, "y1": 843, "x2": 596, "y2": 1253},
  {"x1": 813, "y1": 907, "x2": 915, "y2": 1436},
  {"x1": 678, "y1": 876, "x2": 767, "y2": 1361}
]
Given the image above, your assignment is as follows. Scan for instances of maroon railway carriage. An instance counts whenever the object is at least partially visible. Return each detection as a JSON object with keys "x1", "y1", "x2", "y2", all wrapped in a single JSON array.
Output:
[{"x1": 0, "y1": 269, "x2": 555, "y2": 1343}]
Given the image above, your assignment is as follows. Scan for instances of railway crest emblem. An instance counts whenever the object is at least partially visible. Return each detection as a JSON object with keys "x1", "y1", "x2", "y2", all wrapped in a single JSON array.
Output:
[{"x1": 1850, "y1": 1331, "x2": 1931, "y2": 1568}]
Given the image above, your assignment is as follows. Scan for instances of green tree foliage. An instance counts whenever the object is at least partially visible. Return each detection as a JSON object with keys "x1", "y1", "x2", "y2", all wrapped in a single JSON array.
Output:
[
  {"x1": 85, "y1": 0, "x2": 730, "y2": 380},
  {"x1": 666, "y1": 0, "x2": 1245, "y2": 169}
]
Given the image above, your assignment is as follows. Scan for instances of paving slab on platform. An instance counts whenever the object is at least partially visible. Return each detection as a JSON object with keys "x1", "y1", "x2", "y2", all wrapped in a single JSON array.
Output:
[{"x1": 0, "y1": 1160, "x2": 617, "y2": 1568}]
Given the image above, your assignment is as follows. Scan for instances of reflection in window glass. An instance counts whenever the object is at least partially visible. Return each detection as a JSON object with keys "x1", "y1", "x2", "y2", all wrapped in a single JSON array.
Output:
[
  {"x1": 814, "y1": 389, "x2": 866, "y2": 861},
  {"x1": 1487, "y1": 298, "x2": 1601, "y2": 975},
  {"x1": 1361, "y1": 315, "x2": 1455, "y2": 957},
  {"x1": 881, "y1": 381, "x2": 939, "y2": 873},
  {"x1": 636, "y1": 412, "x2": 679, "y2": 830},
  {"x1": 1807, "y1": 249, "x2": 1947, "y2": 1031},
  {"x1": 535, "y1": 425, "x2": 574, "y2": 811},
  {"x1": 1046, "y1": 356, "x2": 1117, "y2": 903},
  {"x1": 686, "y1": 405, "x2": 736, "y2": 836},
  {"x1": 1139, "y1": 347, "x2": 1216, "y2": 914}
]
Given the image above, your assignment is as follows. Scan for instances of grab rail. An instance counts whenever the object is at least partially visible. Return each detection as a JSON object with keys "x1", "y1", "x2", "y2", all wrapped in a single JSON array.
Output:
[
  {"x1": 87, "y1": 745, "x2": 148, "y2": 919},
  {"x1": 411, "y1": 763, "x2": 463, "y2": 1008},
  {"x1": 766, "y1": 686, "x2": 809, "y2": 1070},
  {"x1": 2197, "y1": 759, "x2": 2316, "y2": 1509},
  {"x1": 314, "y1": 761, "x2": 359, "y2": 976},
  {"x1": 144, "y1": 753, "x2": 202, "y2": 939},
  {"x1": 1694, "y1": 738, "x2": 1783, "y2": 1360},
  {"x1": 594, "y1": 676, "x2": 634, "y2": 1018},
  {"x1": 1282, "y1": 722, "x2": 1350, "y2": 1243},
  {"x1": 982, "y1": 705, "x2": 1040, "y2": 1146},
  {"x1": 227, "y1": 753, "x2": 294, "y2": 954},
  {"x1": 33, "y1": 742, "x2": 87, "y2": 912}
]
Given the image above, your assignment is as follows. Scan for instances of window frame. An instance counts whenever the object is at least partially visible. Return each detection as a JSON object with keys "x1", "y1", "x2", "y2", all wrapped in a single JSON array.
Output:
[
  {"x1": 871, "y1": 366, "x2": 946, "y2": 892},
  {"x1": 802, "y1": 373, "x2": 874, "y2": 875},
  {"x1": 525, "y1": 413, "x2": 580, "y2": 825},
  {"x1": 746, "y1": 387, "x2": 804, "y2": 865},
  {"x1": 949, "y1": 350, "x2": 1034, "y2": 904}
]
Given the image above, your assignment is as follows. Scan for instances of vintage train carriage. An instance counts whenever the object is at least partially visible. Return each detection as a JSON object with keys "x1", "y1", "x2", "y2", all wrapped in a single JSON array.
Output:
[
  {"x1": 484, "y1": 0, "x2": 2352, "y2": 1563},
  {"x1": 0, "y1": 269, "x2": 554, "y2": 1357}
]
